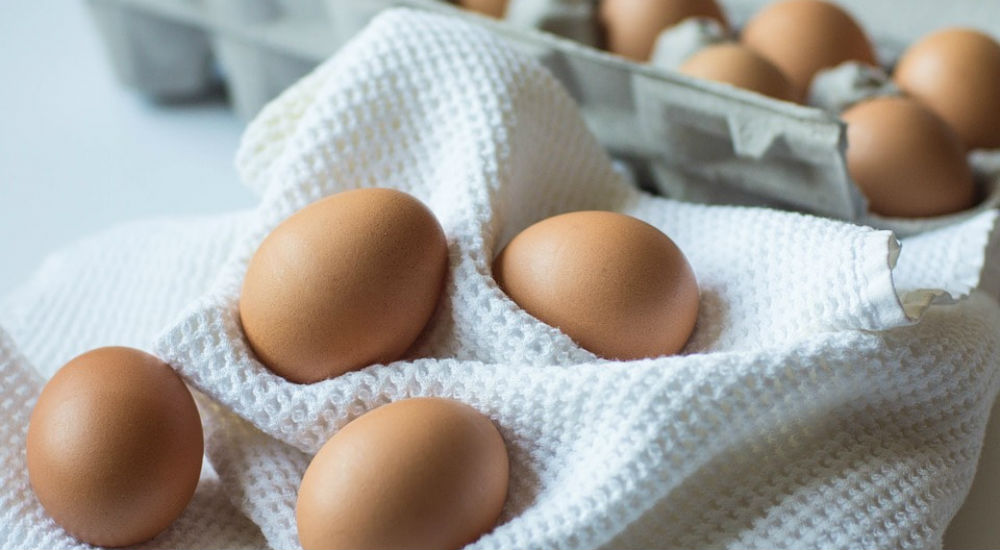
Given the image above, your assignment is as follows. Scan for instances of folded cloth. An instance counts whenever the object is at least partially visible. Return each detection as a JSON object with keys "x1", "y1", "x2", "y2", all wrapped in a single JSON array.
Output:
[
  {"x1": 1, "y1": 213, "x2": 251, "y2": 378},
  {"x1": 3, "y1": 8, "x2": 1000, "y2": 550}
]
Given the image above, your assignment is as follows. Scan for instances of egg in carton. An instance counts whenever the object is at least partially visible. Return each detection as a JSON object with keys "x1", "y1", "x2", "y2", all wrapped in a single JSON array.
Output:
[
  {"x1": 720, "y1": 1, "x2": 1000, "y2": 236},
  {"x1": 648, "y1": 16, "x2": 1000, "y2": 237},
  {"x1": 805, "y1": 62, "x2": 1000, "y2": 237}
]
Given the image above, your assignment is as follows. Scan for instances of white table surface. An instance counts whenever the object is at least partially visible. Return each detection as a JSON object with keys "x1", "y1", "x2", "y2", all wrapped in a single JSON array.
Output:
[{"x1": 0, "y1": 1, "x2": 996, "y2": 548}]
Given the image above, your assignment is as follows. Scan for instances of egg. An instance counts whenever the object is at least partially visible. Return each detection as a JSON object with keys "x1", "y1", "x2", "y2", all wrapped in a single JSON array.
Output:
[
  {"x1": 493, "y1": 211, "x2": 699, "y2": 359},
  {"x1": 679, "y1": 43, "x2": 798, "y2": 102},
  {"x1": 26, "y1": 347, "x2": 203, "y2": 548},
  {"x1": 841, "y1": 97, "x2": 975, "y2": 218},
  {"x1": 600, "y1": 0, "x2": 729, "y2": 62},
  {"x1": 741, "y1": 0, "x2": 877, "y2": 99},
  {"x1": 894, "y1": 28, "x2": 1000, "y2": 151},
  {"x1": 457, "y1": 0, "x2": 508, "y2": 18},
  {"x1": 296, "y1": 398, "x2": 509, "y2": 550},
  {"x1": 240, "y1": 188, "x2": 448, "y2": 384}
]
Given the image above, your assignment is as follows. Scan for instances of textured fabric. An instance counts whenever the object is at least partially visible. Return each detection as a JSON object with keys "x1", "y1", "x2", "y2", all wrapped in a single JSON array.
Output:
[
  {"x1": 1, "y1": 213, "x2": 252, "y2": 378},
  {"x1": 2, "y1": 8, "x2": 1000, "y2": 550}
]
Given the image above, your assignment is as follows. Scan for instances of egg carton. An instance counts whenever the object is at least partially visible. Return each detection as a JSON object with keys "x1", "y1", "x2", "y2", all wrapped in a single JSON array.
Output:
[
  {"x1": 86, "y1": 0, "x2": 1000, "y2": 225},
  {"x1": 87, "y1": 0, "x2": 339, "y2": 118}
]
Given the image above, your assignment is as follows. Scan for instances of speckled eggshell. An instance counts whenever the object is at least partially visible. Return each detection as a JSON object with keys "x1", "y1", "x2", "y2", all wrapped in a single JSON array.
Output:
[
  {"x1": 842, "y1": 96, "x2": 976, "y2": 218},
  {"x1": 239, "y1": 188, "x2": 449, "y2": 384},
  {"x1": 296, "y1": 398, "x2": 509, "y2": 550},
  {"x1": 600, "y1": 0, "x2": 729, "y2": 62},
  {"x1": 894, "y1": 28, "x2": 1000, "y2": 151},
  {"x1": 457, "y1": 0, "x2": 508, "y2": 18},
  {"x1": 26, "y1": 347, "x2": 203, "y2": 548},
  {"x1": 741, "y1": 0, "x2": 877, "y2": 100},
  {"x1": 493, "y1": 211, "x2": 700, "y2": 360},
  {"x1": 679, "y1": 42, "x2": 798, "y2": 102}
]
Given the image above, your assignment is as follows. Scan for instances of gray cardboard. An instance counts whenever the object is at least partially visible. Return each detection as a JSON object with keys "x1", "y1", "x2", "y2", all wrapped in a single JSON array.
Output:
[{"x1": 88, "y1": 0, "x2": 216, "y2": 98}]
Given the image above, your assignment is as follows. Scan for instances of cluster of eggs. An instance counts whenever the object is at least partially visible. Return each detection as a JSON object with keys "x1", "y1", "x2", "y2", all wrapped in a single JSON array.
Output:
[
  {"x1": 27, "y1": 188, "x2": 700, "y2": 548},
  {"x1": 458, "y1": 0, "x2": 1000, "y2": 219}
]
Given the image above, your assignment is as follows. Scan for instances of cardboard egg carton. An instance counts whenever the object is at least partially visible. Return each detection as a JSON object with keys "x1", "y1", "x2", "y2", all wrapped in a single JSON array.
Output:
[
  {"x1": 87, "y1": 0, "x2": 340, "y2": 117},
  {"x1": 86, "y1": 0, "x2": 1000, "y2": 224}
]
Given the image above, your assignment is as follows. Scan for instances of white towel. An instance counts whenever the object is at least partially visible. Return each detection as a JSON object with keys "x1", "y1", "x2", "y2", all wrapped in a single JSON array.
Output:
[{"x1": 2, "y1": 8, "x2": 1000, "y2": 550}]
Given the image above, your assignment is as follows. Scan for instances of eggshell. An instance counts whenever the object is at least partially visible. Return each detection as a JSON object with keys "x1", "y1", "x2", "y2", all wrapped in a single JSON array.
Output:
[
  {"x1": 493, "y1": 211, "x2": 699, "y2": 359},
  {"x1": 26, "y1": 347, "x2": 203, "y2": 548},
  {"x1": 679, "y1": 42, "x2": 798, "y2": 102},
  {"x1": 457, "y1": 0, "x2": 508, "y2": 18},
  {"x1": 741, "y1": 0, "x2": 877, "y2": 99},
  {"x1": 239, "y1": 188, "x2": 449, "y2": 384},
  {"x1": 894, "y1": 28, "x2": 1000, "y2": 151},
  {"x1": 841, "y1": 96, "x2": 975, "y2": 218},
  {"x1": 600, "y1": 0, "x2": 729, "y2": 62},
  {"x1": 296, "y1": 398, "x2": 509, "y2": 550}
]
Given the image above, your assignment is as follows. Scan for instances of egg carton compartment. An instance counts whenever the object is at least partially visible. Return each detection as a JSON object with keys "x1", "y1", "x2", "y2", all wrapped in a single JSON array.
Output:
[
  {"x1": 88, "y1": 0, "x2": 217, "y2": 98},
  {"x1": 203, "y1": 0, "x2": 328, "y2": 118},
  {"x1": 86, "y1": 0, "x2": 341, "y2": 116},
  {"x1": 85, "y1": 0, "x2": 1000, "y2": 225}
]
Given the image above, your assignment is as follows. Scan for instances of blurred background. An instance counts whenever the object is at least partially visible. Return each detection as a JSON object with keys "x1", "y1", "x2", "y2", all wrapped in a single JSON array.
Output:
[{"x1": 0, "y1": 1, "x2": 253, "y2": 293}]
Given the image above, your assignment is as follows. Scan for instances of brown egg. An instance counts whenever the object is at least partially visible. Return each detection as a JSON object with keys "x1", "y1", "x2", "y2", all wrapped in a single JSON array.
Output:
[
  {"x1": 894, "y1": 28, "x2": 1000, "y2": 151},
  {"x1": 457, "y1": 0, "x2": 508, "y2": 18},
  {"x1": 679, "y1": 43, "x2": 798, "y2": 102},
  {"x1": 26, "y1": 347, "x2": 203, "y2": 548},
  {"x1": 493, "y1": 211, "x2": 699, "y2": 359},
  {"x1": 842, "y1": 97, "x2": 975, "y2": 218},
  {"x1": 741, "y1": 0, "x2": 877, "y2": 99},
  {"x1": 600, "y1": 0, "x2": 729, "y2": 62},
  {"x1": 240, "y1": 188, "x2": 448, "y2": 384},
  {"x1": 296, "y1": 398, "x2": 509, "y2": 550}
]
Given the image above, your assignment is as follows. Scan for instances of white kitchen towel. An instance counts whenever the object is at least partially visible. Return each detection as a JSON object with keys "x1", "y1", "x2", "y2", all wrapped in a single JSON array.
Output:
[
  {"x1": 2, "y1": 7, "x2": 1000, "y2": 550},
  {"x1": 1, "y1": 213, "x2": 252, "y2": 379}
]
